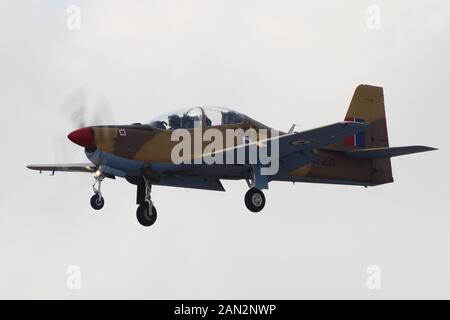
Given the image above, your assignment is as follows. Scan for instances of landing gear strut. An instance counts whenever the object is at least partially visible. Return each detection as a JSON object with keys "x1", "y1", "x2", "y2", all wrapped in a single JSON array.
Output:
[
  {"x1": 136, "y1": 177, "x2": 157, "y2": 227},
  {"x1": 90, "y1": 174, "x2": 105, "y2": 210}
]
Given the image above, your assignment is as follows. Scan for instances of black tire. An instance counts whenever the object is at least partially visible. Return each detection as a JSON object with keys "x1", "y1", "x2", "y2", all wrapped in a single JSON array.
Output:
[
  {"x1": 136, "y1": 201, "x2": 157, "y2": 227},
  {"x1": 90, "y1": 194, "x2": 104, "y2": 210},
  {"x1": 244, "y1": 188, "x2": 266, "y2": 213}
]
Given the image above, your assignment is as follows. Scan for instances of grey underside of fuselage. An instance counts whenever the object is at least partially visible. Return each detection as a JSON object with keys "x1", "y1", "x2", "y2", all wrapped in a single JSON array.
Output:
[
  {"x1": 151, "y1": 165, "x2": 376, "y2": 187},
  {"x1": 147, "y1": 163, "x2": 376, "y2": 187},
  {"x1": 271, "y1": 176, "x2": 378, "y2": 187}
]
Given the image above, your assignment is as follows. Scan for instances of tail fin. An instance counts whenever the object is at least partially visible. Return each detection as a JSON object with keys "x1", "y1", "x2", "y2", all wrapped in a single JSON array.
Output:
[
  {"x1": 342, "y1": 85, "x2": 393, "y2": 184},
  {"x1": 343, "y1": 84, "x2": 389, "y2": 149}
]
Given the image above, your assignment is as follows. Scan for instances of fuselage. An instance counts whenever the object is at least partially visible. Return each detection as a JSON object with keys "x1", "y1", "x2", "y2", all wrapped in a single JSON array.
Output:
[{"x1": 68, "y1": 107, "x2": 378, "y2": 187}]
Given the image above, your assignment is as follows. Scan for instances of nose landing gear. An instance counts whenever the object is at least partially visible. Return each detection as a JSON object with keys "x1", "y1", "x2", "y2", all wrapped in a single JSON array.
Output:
[
  {"x1": 90, "y1": 173, "x2": 105, "y2": 210},
  {"x1": 90, "y1": 194, "x2": 104, "y2": 210}
]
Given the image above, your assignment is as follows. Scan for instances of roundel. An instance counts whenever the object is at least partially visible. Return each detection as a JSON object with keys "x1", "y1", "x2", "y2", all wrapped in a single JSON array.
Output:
[{"x1": 290, "y1": 140, "x2": 310, "y2": 146}]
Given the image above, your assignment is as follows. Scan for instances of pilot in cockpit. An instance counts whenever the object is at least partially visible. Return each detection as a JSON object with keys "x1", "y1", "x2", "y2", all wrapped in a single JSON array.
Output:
[{"x1": 168, "y1": 114, "x2": 181, "y2": 130}]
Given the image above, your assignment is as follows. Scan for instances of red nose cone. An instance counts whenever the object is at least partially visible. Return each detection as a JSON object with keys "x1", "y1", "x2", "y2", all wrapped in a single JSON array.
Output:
[{"x1": 68, "y1": 127, "x2": 95, "y2": 147}]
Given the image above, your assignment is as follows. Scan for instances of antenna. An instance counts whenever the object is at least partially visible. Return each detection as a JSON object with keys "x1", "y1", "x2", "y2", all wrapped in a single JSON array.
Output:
[{"x1": 288, "y1": 124, "x2": 301, "y2": 134}]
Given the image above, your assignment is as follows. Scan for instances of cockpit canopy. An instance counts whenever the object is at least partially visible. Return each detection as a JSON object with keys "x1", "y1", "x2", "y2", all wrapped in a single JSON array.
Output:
[{"x1": 149, "y1": 107, "x2": 245, "y2": 130}]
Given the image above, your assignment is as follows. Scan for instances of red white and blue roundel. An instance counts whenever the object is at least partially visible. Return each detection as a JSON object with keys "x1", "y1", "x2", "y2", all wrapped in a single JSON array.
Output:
[{"x1": 344, "y1": 117, "x2": 366, "y2": 148}]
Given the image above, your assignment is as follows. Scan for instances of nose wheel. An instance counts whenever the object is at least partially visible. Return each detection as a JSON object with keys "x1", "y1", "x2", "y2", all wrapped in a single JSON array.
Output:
[
  {"x1": 90, "y1": 194, "x2": 104, "y2": 210},
  {"x1": 245, "y1": 187, "x2": 266, "y2": 213}
]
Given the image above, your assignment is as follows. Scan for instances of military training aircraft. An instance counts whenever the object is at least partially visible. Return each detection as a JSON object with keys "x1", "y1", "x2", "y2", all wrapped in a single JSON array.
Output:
[{"x1": 28, "y1": 85, "x2": 436, "y2": 227}]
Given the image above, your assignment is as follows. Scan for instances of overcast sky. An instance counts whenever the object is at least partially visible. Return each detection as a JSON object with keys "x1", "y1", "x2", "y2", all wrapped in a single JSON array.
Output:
[{"x1": 0, "y1": 0, "x2": 449, "y2": 299}]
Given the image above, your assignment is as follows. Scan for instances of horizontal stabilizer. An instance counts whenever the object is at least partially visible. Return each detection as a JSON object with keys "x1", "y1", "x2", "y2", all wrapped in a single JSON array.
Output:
[{"x1": 342, "y1": 146, "x2": 437, "y2": 159}]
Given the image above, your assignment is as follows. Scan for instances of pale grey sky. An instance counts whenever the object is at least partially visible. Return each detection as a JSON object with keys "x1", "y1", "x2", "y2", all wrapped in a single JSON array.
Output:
[{"x1": 0, "y1": 0, "x2": 449, "y2": 299}]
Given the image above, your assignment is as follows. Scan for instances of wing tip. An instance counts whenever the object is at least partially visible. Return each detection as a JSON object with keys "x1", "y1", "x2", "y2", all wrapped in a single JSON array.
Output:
[{"x1": 415, "y1": 145, "x2": 438, "y2": 152}]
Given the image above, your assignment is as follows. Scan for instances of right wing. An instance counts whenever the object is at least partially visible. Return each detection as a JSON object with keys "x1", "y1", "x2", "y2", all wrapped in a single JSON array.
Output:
[
  {"x1": 270, "y1": 121, "x2": 369, "y2": 158},
  {"x1": 202, "y1": 121, "x2": 368, "y2": 161},
  {"x1": 27, "y1": 163, "x2": 97, "y2": 174},
  {"x1": 272, "y1": 121, "x2": 369, "y2": 175}
]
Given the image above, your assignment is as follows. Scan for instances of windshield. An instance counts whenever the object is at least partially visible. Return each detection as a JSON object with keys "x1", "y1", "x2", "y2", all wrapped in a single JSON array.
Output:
[
  {"x1": 149, "y1": 107, "x2": 203, "y2": 130},
  {"x1": 203, "y1": 107, "x2": 245, "y2": 127},
  {"x1": 149, "y1": 107, "x2": 245, "y2": 130}
]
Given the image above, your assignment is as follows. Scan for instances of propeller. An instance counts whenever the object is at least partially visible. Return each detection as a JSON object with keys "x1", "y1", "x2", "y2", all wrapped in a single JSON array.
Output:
[
  {"x1": 61, "y1": 88, "x2": 115, "y2": 129},
  {"x1": 52, "y1": 87, "x2": 115, "y2": 163},
  {"x1": 62, "y1": 87, "x2": 87, "y2": 128}
]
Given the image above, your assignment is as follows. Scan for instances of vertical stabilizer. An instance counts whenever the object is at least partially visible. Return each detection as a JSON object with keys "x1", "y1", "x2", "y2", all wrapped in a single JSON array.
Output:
[{"x1": 341, "y1": 85, "x2": 393, "y2": 184}]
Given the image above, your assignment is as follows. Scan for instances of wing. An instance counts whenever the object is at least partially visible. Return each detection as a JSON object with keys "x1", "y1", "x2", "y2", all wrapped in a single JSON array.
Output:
[
  {"x1": 272, "y1": 121, "x2": 369, "y2": 158},
  {"x1": 203, "y1": 121, "x2": 368, "y2": 162},
  {"x1": 271, "y1": 121, "x2": 369, "y2": 175},
  {"x1": 27, "y1": 163, "x2": 97, "y2": 173}
]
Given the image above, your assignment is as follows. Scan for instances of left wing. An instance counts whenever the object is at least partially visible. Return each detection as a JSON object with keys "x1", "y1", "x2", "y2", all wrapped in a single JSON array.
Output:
[
  {"x1": 154, "y1": 176, "x2": 225, "y2": 191},
  {"x1": 27, "y1": 163, "x2": 97, "y2": 174}
]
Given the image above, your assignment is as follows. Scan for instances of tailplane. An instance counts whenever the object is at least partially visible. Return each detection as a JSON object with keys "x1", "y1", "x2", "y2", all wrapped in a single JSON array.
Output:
[
  {"x1": 333, "y1": 85, "x2": 436, "y2": 185},
  {"x1": 342, "y1": 146, "x2": 437, "y2": 159}
]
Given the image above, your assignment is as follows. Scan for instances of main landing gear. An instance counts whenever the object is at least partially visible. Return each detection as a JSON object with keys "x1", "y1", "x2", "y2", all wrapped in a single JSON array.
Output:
[
  {"x1": 135, "y1": 177, "x2": 157, "y2": 227},
  {"x1": 244, "y1": 166, "x2": 267, "y2": 213}
]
